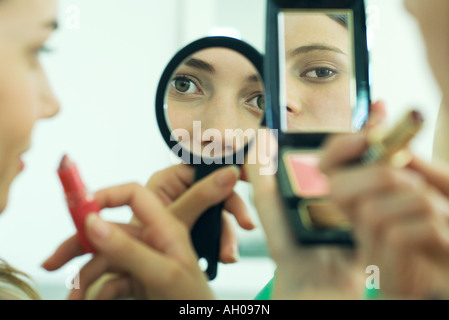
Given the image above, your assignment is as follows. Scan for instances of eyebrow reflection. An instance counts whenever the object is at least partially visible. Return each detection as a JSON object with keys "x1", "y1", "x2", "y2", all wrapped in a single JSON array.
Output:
[
  {"x1": 289, "y1": 44, "x2": 346, "y2": 57},
  {"x1": 184, "y1": 58, "x2": 261, "y2": 84},
  {"x1": 184, "y1": 58, "x2": 215, "y2": 74},
  {"x1": 247, "y1": 74, "x2": 262, "y2": 83}
]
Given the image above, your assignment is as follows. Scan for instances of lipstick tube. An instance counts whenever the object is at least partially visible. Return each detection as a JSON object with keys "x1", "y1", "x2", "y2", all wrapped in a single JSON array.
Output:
[
  {"x1": 57, "y1": 155, "x2": 100, "y2": 253},
  {"x1": 360, "y1": 109, "x2": 424, "y2": 167}
]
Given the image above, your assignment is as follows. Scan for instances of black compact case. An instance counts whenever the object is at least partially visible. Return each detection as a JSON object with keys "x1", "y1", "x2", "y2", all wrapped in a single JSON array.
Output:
[{"x1": 264, "y1": 0, "x2": 371, "y2": 246}]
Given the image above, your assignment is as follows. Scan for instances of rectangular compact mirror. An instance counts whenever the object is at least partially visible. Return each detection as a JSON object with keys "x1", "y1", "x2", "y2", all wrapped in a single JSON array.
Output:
[{"x1": 265, "y1": 0, "x2": 370, "y2": 245}]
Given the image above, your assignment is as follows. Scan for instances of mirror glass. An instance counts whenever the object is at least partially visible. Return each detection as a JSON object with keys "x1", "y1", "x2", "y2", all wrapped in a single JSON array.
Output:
[
  {"x1": 164, "y1": 47, "x2": 265, "y2": 163},
  {"x1": 278, "y1": 10, "x2": 359, "y2": 133}
]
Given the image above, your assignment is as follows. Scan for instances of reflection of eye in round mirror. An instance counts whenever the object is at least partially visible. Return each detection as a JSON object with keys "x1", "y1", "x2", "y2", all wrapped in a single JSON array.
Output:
[
  {"x1": 279, "y1": 10, "x2": 359, "y2": 133},
  {"x1": 157, "y1": 37, "x2": 265, "y2": 165}
]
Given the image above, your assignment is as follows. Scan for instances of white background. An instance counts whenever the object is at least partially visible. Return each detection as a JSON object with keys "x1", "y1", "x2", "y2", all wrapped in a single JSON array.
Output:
[{"x1": 0, "y1": 0, "x2": 442, "y2": 300}]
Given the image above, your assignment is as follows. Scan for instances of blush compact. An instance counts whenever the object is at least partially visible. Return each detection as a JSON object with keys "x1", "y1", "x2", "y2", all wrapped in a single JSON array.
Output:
[
  {"x1": 264, "y1": 0, "x2": 371, "y2": 245},
  {"x1": 283, "y1": 151, "x2": 330, "y2": 199}
]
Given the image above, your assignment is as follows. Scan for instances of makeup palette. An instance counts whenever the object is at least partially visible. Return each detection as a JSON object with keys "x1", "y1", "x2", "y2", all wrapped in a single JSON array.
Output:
[
  {"x1": 277, "y1": 148, "x2": 353, "y2": 243},
  {"x1": 283, "y1": 151, "x2": 330, "y2": 198},
  {"x1": 282, "y1": 151, "x2": 351, "y2": 231},
  {"x1": 299, "y1": 200, "x2": 352, "y2": 231}
]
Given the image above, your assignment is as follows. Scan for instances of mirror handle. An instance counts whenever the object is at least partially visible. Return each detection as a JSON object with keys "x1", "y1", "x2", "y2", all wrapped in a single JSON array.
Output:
[{"x1": 191, "y1": 164, "x2": 227, "y2": 280}]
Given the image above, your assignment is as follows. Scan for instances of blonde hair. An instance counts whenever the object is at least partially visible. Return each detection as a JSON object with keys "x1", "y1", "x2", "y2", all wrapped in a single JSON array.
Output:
[{"x1": 0, "y1": 259, "x2": 41, "y2": 300}]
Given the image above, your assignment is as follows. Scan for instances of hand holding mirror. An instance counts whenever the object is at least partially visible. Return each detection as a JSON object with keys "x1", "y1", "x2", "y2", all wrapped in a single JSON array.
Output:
[
  {"x1": 156, "y1": 37, "x2": 265, "y2": 279},
  {"x1": 265, "y1": 0, "x2": 370, "y2": 245}
]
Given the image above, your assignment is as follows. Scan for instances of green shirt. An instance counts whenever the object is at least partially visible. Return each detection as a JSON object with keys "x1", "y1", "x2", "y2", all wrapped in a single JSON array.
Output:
[
  {"x1": 254, "y1": 275, "x2": 381, "y2": 300},
  {"x1": 254, "y1": 277, "x2": 275, "y2": 300}
]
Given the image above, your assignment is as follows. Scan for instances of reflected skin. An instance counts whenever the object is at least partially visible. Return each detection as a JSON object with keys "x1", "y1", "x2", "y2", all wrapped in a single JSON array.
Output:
[
  {"x1": 0, "y1": 0, "x2": 60, "y2": 213},
  {"x1": 283, "y1": 14, "x2": 353, "y2": 132},
  {"x1": 167, "y1": 48, "x2": 264, "y2": 157}
]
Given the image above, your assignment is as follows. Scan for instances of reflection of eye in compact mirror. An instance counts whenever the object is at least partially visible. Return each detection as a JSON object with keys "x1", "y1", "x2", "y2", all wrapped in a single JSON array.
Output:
[
  {"x1": 265, "y1": 0, "x2": 370, "y2": 245},
  {"x1": 156, "y1": 36, "x2": 265, "y2": 279}
]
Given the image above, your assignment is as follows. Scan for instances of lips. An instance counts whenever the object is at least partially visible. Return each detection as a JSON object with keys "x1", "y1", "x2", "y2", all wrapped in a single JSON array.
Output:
[
  {"x1": 18, "y1": 157, "x2": 25, "y2": 171},
  {"x1": 17, "y1": 145, "x2": 30, "y2": 172}
]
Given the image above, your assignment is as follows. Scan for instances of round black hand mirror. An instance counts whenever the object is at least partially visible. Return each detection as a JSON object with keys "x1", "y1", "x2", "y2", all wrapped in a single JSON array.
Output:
[{"x1": 155, "y1": 36, "x2": 265, "y2": 280}]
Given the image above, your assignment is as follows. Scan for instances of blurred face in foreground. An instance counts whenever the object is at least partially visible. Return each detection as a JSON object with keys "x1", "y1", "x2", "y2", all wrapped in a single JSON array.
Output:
[{"x1": 0, "y1": 0, "x2": 60, "y2": 213}]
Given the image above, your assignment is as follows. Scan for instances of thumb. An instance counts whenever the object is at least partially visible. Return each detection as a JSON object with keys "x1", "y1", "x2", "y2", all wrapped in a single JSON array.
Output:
[
  {"x1": 244, "y1": 129, "x2": 299, "y2": 259},
  {"x1": 320, "y1": 133, "x2": 368, "y2": 175},
  {"x1": 408, "y1": 157, "x2": 449, "y2": 196}
]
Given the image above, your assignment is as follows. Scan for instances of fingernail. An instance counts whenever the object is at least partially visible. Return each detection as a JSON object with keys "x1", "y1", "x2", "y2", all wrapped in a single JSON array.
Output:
[
  {"x1": 86, "y1": 214, "x2": 110, "y2": 242},
  {"x1": 247, "y1": 220, "x2": 256, "y2": 230},
  {"x1": 217, "y1": 166, "x2": 240, "y2": 187}
]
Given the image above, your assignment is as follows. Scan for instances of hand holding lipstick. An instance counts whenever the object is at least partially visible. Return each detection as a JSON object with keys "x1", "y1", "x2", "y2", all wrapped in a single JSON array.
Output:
[
  {"x1": 83, "y1": 183, "x2": 216, "y2": 300},
  {"x1": 47, "y1": 182, "x2": 215, "y2": 300},
  {"x1": 44, "y1": 163, "x2": 251, "y2": 299},
  {"x1": 320, "y1": 109, "x2": 449, "y2": 299}
]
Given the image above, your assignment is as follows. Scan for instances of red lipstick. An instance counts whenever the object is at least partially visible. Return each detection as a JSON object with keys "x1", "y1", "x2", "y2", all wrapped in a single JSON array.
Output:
[{"x1": 57, "y1": 155, "x2": 100, "y2": 253}]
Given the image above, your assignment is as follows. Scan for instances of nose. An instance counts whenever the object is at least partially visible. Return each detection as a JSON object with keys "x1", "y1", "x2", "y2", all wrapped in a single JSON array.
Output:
[
  {"x1": 286, "y1": 78, "x2": 304, "y2": 116},
  {"x1": 40, "y1": 91, "x2": 61, "y2": 119},
  {"x1": 285, "y1": 90, "x2": 306, "y2": 130},
  {"x1": 37, "y1": 67, "x2": 61, "y2": 119},
  {"x1": 286, "y1": 97, "x2": 302, "y2": 115},
  {"x1": 200, "y1": 97, "x2": 240, "y2": 156}
]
